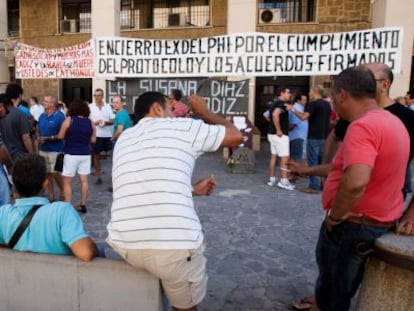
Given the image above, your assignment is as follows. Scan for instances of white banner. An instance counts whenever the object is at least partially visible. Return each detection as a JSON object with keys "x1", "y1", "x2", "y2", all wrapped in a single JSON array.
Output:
[
  {"x1": 95, "y1": 27, "x2": 403, "y2": 77},
  {"x1": 15, "y1": 40, "x2": 94, "y2": 79}
]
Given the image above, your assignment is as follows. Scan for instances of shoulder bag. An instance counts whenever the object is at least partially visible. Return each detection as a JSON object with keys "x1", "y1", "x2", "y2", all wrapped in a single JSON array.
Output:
[{"x1": 0, "y1": 204, "x2": 42, "y2": 249}]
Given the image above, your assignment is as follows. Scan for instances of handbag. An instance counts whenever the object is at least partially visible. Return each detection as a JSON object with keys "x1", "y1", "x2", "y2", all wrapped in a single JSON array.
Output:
[
  {"x1": 0, "y1": 205, "x2": 42, "y2": 249},
  {"x1": 54, "y1": 152, "x2": 64, "y2": 172}
]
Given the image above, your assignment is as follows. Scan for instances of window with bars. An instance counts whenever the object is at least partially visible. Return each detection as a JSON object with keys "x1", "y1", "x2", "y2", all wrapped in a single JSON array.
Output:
[
  {"x1": 120, "y1": 0, "x2": 210, "y2": 30},
  {"x1": 61, "y1": 0, "x2": 91, "y2": 33},
  {"x1": 60, "y1": 0, "x2": 210, "y2": 33},
  {"x1": 7, "y1": 0, "x2": 20, "y2": 37},
  {"x1": 257, "y1": 0, "x2": 315, "y2": 24}
]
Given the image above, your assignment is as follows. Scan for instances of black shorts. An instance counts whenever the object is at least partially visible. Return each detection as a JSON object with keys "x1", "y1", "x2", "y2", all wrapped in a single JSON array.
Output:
[{"x1": 92, "y1": 137, "x2": 113, "y2": 153}]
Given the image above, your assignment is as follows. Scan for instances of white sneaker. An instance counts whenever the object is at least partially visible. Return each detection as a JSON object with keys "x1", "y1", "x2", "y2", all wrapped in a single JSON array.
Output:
[
  {"x1": 277, "y1": 180, "x2": 295, "y2": 190},
  {"x1": 267, "y1": 178, "x2": 278, "y2": 187}
]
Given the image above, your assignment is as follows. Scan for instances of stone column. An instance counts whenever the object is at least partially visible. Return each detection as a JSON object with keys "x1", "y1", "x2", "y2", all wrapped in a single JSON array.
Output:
[
  {"x1": 371, "y1": 0, "x2": 414, "y2": 98},
  {"x1": 91, "y1": 0, "x2": 120, "y2": 95},
  {"x1": 0, "y1": 0, "x2": 10, "y2": 92},
  {"x1": 227, "y1": 0, "x2": 256, "y2": 124}
]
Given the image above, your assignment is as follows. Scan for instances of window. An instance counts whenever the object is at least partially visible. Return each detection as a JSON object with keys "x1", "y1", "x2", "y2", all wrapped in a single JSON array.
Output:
[
  {"x1": 61, "y1": 0, "x2": 91, "y2": 33},
  {"x1": 7, "y1": 0, "x2": 20, "y2": 37},
  {"x1": 121, "y1": 0, "x2": 210, "y2": 30},
  {"x1": 257, "y1": 0, "x2": 315, "y2": 24}
]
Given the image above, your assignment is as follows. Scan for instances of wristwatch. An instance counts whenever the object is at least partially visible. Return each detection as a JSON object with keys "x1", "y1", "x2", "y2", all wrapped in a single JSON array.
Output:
[{"x1": 327, "y1": 209, "x2": 343, "y2": 223}]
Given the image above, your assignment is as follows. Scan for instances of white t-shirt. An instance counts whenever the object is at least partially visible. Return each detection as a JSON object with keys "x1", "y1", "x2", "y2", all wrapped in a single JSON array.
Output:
[
  {"x1": 88, "y1": 102, "x2": 115, "y2": 138},
  {"x1": 30, "y1": 104, "x2": 45, "y2": 122},
  {"x1": 107, "y1": 117, "x2": 225, "y2": 250}
]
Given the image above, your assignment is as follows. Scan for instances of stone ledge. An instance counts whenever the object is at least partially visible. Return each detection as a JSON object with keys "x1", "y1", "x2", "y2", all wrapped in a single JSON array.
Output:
[{"x1": 0, "y1": 248, "x2": 163, "y2": 311}]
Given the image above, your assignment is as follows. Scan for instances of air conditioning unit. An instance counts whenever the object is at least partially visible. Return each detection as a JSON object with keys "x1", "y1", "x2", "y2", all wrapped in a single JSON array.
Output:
[
  {"x1": 60, "y1": 19, "x2": 78, "y2": 33},
  {"x1": 258, "y1": 8, "x2": 281, "y2": 24},
  {"x1": 168, "y1": 13, "x2": 187, "y2": 27}
]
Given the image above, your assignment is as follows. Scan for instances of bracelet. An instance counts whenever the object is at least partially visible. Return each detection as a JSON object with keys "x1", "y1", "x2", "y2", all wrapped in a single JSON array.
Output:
[
  {"x1": 327, "y1": 209, "x2": 343, "y2": 223},
  {"x1": 51, "y1": 136, "x2": 55, "y2": 140}
]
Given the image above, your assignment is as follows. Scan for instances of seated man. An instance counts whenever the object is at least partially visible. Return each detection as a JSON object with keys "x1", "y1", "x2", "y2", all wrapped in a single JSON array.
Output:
[{"x1": 0, "y1": 154, "x2": 98, "y2": 261}]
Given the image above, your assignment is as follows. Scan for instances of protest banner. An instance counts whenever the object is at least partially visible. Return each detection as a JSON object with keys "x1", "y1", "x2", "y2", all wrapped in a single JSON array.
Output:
[
  {"x1": 15, "y1": 40, "x2": 94, "y2": 79},
  {"x1": 107, "y1": 78, "x2": 249, "y2": 117},
  {"x1": 96, "y1": 27, "x2": 403, "y2": 77}
]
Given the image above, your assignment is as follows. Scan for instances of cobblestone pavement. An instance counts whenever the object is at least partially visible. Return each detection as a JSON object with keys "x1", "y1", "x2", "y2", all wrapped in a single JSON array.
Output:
[{"x1": 74, "y1": 143, "x2": 328, "y2": 311}]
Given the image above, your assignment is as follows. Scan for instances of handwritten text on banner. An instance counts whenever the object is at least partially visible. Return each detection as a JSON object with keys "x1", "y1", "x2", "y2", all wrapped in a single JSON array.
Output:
[
  {"x1": 96, "y1": 27, "x2": 402, "y2": 77},
  {"x1": 15, "y1": 40, "x2": 94, "y2": 79}
]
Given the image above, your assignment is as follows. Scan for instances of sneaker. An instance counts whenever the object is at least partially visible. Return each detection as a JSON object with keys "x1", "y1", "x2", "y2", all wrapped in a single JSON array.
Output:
[
  {"x1": 267, "y1": 178, "x2": 278, "y2": 187},
  {"x1": 277, "y1": 180, "x2": 295, "y2": 190}
]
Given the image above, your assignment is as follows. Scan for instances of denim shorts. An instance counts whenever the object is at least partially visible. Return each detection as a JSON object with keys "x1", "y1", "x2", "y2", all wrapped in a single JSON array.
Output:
[{"x1": 314, "y1": 221, "x2": 389, "y2": 311}]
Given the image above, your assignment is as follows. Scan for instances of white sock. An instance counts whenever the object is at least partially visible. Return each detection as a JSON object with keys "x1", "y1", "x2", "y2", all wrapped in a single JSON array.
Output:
[
  {"x1": 281, "y1": 178, "x2": 289, "y2": 183},
  {"x1": 269, "y1": 176, "x2": 276, "y2": 182}
]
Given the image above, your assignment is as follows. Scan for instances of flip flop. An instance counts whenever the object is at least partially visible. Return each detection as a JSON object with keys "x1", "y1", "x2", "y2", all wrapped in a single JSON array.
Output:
[{"x1": 292, "y1": 296, "x2": 314, "y2": 310}]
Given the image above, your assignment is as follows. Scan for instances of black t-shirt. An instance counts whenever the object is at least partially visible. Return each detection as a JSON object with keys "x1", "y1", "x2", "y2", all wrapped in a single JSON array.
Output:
[
  {"x1": 306, "y1": 98, "x2": 332, "y2": 139},
  {"x1": 334, "y1": 102, "x2": 414, "y2": 158},
  {"x1": 334, "y1": 118, "x2": 350, "y2": 141},
  {"x1": 268, "y1": 99, "x2": 289, "y2": 135},
  {"x1": 385, "y1": 102, "x2": 414, "y2": 158}
]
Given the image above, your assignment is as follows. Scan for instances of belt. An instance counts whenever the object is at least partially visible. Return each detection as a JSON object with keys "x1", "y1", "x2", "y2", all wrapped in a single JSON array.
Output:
[{"x1": 345, "y1": 216, "x2": 395, "y2": 228}]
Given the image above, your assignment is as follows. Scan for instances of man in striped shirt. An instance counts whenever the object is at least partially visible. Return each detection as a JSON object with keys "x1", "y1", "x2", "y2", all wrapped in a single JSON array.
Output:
[{"x1": 107, "y1": 92, "x2": 242, "y2": 311}]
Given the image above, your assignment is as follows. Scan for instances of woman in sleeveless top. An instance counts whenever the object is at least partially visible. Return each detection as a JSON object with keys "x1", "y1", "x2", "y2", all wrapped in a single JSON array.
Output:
[{"x1": 57, "y1": 99, "x2": 96, "y2": 213}]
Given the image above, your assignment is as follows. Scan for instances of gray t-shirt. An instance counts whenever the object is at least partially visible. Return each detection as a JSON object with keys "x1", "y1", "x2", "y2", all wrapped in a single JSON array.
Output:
[{"x1": 0, "y1": 107, "x2": 31, "y2": 160}]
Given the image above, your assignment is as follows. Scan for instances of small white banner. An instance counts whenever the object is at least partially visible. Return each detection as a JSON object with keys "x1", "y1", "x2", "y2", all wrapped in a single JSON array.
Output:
[{"x1": 15, "y1": 40, "x2": 94, "y2": 79}]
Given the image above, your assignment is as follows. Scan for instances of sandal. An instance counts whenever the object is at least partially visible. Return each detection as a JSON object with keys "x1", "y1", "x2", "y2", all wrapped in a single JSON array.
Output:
[
  {"x1": 76, "y1": 205, "x2": 87, "y2": 214},
  {"x1": 292, "y1": 296, "x2": 315, "y2": 310}
]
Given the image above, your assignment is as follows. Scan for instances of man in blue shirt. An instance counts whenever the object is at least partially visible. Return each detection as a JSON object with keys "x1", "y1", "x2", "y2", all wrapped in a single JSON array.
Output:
[
  {"x1": 288, "y1": 93, "x2": 308, "y2": 162},
  {"x1": 111, "y1": 95, "x2": 131, "y2": 143},
  {"x1": 0, "y1": 154, "x2": 97, "y2": 260},
  {"x1": 37, "y1": 95, "x2": 65, "y2": 202}
]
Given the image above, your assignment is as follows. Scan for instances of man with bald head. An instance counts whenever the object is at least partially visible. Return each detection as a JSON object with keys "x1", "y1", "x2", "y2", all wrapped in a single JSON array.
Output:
[
  {"x1": 364, "y1": 63, "x2": 414, "y2": 235},
  {"x1": 313, "y1": 66, "x2": 409, "y2": 311}
]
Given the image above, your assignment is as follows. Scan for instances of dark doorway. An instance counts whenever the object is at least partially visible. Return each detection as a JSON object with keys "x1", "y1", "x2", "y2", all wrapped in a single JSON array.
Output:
[
  {"x1": 410, "y1": 55, "x2": 414, "y2": 92},
  {"x1": 255, "y1": 76, "x2": 310, "y2": 138},
  {"x1": 62, "y1": 79, "x2": 92, "y2": 106}
]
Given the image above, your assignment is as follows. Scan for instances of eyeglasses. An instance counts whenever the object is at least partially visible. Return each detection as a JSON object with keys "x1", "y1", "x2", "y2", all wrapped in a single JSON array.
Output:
[
  {"x1": 375, "y1": 78, "x2": 386, "y2": 83},
  {"x1": 93, "y1": 94, "x2": 103, "y2": 97}
]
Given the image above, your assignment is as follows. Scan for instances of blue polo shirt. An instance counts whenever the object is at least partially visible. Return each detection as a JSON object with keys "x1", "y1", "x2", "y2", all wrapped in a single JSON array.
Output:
[
  {"x1": 18, "y1": 105, "x2": 32, "y2": 118},
  {"x1": 0, "y1": 197, "x2": 89, "y2": 255},
  {"x1": 113, "y1": 109, "x2": 131, "y2": 134},
  {"x1": 288, "y1": 103, "x2": 308, "y2": 141},
  {"x1": 38, "y1": 110, "x2": 65, "y2": 152}
]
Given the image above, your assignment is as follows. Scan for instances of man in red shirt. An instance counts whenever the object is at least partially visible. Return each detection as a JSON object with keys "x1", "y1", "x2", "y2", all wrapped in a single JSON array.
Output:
[
  {"x1": 169, "y1": 89, "x2": 189, "y2": 118},
  {"x1": 311, "y1": 66, "x2": 409, "y2": 311}
]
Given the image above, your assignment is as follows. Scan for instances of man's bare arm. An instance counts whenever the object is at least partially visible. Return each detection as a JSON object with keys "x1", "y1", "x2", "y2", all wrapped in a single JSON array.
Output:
[
  {"x1": 189, "y1": 95, "x2": 243, "y2": 147},
  {"x1": 70, "y1": 237, "x2": 99, "y2": 261}
]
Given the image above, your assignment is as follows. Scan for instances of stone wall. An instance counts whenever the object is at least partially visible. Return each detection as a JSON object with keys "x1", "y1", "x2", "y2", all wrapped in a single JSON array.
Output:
[{"x1": 14, "y1": 0, "x2": 371, "y2": 98}]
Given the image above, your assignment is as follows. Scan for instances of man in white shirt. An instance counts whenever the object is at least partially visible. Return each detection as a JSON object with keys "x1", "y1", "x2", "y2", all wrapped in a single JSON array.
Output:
[
  {"x1": 29, "y1": 96, "x2": 44, "y2": 122},
  {"x1": 106, "y1": 92, "x2": 242, "y2": 311},
  {"x1": 88, "y1": 88, "x2": 114, "y2": 185}
]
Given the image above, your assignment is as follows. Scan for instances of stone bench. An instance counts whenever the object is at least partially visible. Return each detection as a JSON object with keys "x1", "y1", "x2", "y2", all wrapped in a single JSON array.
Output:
[
  {"x1": 0, "y1": 248, "x2": 164, "y2": 311},
  {"x1": 356, "y1": 232, "x2": 414, "y2": 311}
]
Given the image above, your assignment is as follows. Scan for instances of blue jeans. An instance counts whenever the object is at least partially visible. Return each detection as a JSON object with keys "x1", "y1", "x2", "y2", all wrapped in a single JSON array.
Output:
[
  {"x1": 315, "y1": 222, "x2": 389, "y2": 311},
  {"x1": 0, "y1": 167, "x2": 10, "y2": 206},
  {"x1": 290, "y1": 138, "x2": 304, "y2": 161},
  {"x1": 306, "y1": 139, "x2": 325, "y2": 190}
]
